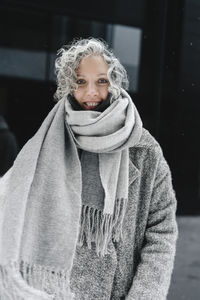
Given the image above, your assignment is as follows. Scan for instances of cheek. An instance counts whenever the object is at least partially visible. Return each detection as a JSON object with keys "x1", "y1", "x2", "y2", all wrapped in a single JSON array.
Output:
[
  {"x1": 101, "y1": 87, "x2": 109, "y2": 100},
  {"x1": 73, "y1": 90, "x2": 82, "y2": 103}
]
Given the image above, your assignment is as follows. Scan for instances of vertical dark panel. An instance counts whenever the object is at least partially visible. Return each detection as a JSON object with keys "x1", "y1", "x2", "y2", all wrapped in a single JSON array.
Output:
[
  {"x1": 136, "y1": 0, "x2": 169, "y2": 134},
  {"x1": 159, "y1": 0, "x2": 200, "y2": 214}
]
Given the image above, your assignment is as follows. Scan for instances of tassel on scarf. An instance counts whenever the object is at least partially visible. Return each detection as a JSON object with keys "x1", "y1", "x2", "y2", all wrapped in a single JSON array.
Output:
[
  {"x1": 0, "y1": 261, "x2": 74, "y2": 300},
  {"x1": 78, "y1": 198, "x2": 127, "y2": 256}
]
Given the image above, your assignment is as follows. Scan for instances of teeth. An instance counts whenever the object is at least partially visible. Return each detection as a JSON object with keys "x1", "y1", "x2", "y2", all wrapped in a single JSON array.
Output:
[{"x1": 86, "y1": 102, "x2": 99, "y2": 107}]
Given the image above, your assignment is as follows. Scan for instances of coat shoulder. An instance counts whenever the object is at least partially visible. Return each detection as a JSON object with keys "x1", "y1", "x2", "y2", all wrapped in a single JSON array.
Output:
[
  {"x1": 136, "y1": 128, "x2": 160, "y2": 149},
  {"x1": 129, "y1": 128, "x2": 164, "y2": 166}
]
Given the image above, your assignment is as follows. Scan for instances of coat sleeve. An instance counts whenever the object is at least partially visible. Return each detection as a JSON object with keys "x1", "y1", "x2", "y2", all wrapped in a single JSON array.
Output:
[{"x1": 126, "y1": 146, "x2": 178, "y2": 300}]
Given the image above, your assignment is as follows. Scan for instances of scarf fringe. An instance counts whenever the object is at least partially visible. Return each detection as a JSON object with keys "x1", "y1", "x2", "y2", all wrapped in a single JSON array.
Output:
[
  {"x1": 0, "y1": 261, "x2": 74, "y2": 300},
  {"x1": 78, "y1": 198, "x2": 127, "y2": 256}
]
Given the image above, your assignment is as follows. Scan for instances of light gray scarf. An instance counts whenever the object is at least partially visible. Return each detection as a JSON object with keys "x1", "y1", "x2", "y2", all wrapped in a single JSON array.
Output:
[
  {"x1": 0, "y1": 89, "x2": 142, "y2": 299},
  {"x1": 65, "y1": 89, "x2": 143, "y2": 256}
]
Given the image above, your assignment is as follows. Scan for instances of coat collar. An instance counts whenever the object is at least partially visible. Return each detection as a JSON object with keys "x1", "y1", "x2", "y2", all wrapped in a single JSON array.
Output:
[{"x1": 129, "y1": 159, "x2": 140, "y2": 186}]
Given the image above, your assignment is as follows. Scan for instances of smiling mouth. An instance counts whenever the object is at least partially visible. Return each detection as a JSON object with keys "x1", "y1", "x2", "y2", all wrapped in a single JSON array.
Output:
[{"x1": 83, "y1": 101, "x2": 101, "y2": 110}]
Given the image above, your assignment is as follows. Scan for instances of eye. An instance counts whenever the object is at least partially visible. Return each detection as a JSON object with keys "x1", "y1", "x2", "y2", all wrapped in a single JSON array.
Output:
[
  {"x1": 76, "y1": 79, "x2": 86, "y2": 85},
  {"x1": 98, "y1": 78, "x2": 109, "y2": 84}
]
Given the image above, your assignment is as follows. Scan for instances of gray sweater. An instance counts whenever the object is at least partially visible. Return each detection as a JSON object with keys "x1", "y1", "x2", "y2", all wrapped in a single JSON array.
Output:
[{"x1": 70, "y1": 128, "x2": 178, "y2": 300}]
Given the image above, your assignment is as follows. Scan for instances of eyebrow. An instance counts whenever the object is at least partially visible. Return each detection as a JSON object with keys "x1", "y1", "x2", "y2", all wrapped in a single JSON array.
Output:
[{"x1": 77, "y1": 73, "x2": 108, "y2": 77}]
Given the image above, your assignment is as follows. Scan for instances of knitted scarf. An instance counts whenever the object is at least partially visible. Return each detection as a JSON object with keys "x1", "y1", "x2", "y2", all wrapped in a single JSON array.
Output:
[{"x1": 0, "y1": 89, "x2": 142, "y2": 299}]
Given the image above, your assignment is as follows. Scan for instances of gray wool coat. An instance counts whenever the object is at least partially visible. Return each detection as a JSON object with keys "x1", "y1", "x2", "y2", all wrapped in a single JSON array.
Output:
[
  {"x1": 70, "y1": 128, "x2": 178, "y2": 300},
  {"x1": 0, "y1": 128, "x2": 178, "y2": 300}
]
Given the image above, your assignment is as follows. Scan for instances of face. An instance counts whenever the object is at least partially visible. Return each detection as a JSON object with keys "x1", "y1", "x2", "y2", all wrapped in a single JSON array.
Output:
[{"x1": 73, "y1": 55, "x2": 109, "y2": 110}]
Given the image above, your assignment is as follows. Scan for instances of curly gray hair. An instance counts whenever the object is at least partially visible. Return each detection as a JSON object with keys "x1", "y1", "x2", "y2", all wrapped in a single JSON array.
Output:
[{"x1": 54, "y1": 37, "x2": 129, "y2": 102}]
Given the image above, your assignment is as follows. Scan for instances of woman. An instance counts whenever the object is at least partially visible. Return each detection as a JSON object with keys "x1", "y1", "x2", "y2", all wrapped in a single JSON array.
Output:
[{"x1": 0, "y1": 38, "x2": 178, "y2": 300}]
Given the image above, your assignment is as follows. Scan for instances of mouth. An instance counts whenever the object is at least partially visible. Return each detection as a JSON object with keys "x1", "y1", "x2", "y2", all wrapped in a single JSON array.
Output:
[{"x1": 83, "y1": 101, "x2": 101, "y2": 110}]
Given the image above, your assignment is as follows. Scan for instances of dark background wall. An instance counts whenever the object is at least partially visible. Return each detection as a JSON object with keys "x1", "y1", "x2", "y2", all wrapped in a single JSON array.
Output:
[{"x1": 0, "y1": 0, "x2": 200, "y2": 214}]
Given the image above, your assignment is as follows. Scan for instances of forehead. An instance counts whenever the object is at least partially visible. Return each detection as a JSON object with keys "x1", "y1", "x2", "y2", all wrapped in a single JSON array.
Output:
[{"x1": 77, "y1": 55, "x2": 108, "y2": 74}]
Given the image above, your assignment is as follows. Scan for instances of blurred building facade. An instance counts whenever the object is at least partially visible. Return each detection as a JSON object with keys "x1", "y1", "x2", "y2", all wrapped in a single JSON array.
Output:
[{"x1": 0, "y1": 0, "x2": 200, "y2": 214}]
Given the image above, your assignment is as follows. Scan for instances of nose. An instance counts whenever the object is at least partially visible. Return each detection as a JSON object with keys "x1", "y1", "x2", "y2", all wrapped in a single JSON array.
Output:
[{"x1": 86, "y1": 82, "x2": 98, "y2": 97}]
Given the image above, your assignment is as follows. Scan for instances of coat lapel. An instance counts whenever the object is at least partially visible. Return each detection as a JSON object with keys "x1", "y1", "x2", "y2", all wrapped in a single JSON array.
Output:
[{"x1": 129, "y1": 159, "x2": 140, "y2": 186}]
